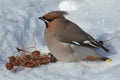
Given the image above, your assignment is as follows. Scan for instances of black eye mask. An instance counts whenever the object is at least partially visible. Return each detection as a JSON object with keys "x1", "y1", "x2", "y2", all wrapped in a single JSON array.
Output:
[
  {"x1": 42, "y1": 16, "x2": 57, "y2": 22},
  {"x1": 46, "y1": 18, "x2": 55, "y2": 22},
  {"x1": 39, "y1": 16, "x2": 57, "y2": 28}
]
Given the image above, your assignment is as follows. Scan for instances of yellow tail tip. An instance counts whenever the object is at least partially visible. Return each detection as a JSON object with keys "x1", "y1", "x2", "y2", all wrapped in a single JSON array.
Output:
[{"x1": 105, "y1": 59, "x2": 112, "y2": 62}]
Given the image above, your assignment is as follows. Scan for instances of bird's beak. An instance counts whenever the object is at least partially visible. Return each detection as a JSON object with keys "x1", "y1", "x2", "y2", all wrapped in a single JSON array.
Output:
[{"x1": 38, "y1": 17, "x2": 44, "y2": 20}]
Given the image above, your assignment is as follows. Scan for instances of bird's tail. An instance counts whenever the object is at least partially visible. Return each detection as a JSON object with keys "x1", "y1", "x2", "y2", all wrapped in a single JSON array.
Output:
[
  {"x1": 91, "y1": 41, "x2": 109, "y2": 52},
  {"x1": 100, "y1": 45, "x2": 109, "y2": 52}
]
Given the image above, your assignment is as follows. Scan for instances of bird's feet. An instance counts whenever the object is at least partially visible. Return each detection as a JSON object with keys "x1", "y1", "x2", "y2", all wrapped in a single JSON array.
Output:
[
  {"x1": 48, "y1": 53, "x2": 58, "y2": 63},
  {"x1": 84, "y1": 56, "x2": 112, "y2": 62}
]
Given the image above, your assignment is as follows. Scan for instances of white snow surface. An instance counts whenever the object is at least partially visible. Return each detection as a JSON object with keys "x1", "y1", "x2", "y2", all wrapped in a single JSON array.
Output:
[{"x1": 0, "y1": 0, "x2": 120, "y2": 80}]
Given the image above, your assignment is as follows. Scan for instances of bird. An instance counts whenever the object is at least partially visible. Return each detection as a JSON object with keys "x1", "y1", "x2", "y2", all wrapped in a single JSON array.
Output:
[{"x1": 39, "y1": 11, "x2": 110, "y2": 62}]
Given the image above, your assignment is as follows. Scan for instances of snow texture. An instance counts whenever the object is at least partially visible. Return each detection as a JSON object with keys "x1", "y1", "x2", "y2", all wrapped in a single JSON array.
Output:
[{"x1": 0, "y1": 0, "x2": 120, "y2": 80}]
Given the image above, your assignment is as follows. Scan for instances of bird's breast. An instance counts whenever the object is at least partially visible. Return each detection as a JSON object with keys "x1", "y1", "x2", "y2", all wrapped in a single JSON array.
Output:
[{"x1": 44, "y1": 29, "x2": 75, "y2": 61}]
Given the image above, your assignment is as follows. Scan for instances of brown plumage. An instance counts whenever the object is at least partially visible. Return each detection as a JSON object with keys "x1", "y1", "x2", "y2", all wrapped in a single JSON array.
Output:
[{"x1": 39, "y1": 11, "x2": 109, "y2": 62}]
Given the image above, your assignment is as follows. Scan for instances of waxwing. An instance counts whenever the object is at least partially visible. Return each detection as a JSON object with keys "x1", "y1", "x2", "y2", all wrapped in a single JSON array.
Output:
[{"x1": 39, "y1": 11, "x2": 110, "y2": 62}]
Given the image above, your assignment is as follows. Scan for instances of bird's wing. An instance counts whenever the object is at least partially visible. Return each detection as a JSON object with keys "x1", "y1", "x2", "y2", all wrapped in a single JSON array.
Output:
[{"x1": 54, "y1": 20, "x2": 109, "y2": 52}]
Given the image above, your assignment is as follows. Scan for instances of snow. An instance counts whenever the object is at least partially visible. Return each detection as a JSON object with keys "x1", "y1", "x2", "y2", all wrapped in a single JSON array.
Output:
[
  {"x1": 59, "y1": 0, "x2": 78, "y2": 11},
  {"x1": 0, "y1": 0, "x2": 120, "y2": 80}
]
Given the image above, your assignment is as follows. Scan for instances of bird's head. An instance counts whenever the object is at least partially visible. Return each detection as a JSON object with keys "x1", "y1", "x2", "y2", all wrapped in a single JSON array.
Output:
[{"x1": 39, "y1": 11, "x2": 68, "y2": 28}]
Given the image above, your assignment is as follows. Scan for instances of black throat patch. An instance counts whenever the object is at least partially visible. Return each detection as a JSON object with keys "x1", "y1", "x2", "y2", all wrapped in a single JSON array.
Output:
[{"x1": 43, "y1": 20, "x2": 48, "y2": 28}]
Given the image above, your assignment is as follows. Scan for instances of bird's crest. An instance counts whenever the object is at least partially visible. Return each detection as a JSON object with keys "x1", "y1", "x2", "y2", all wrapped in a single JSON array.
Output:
[{"x1": 44, "y1": 11, "x2": 68, "y2": 20}]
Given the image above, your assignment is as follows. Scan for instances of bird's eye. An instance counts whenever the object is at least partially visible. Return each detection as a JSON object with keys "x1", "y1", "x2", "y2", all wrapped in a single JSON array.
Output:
[{"x1": 46, "y1": 18, "x2": 56, "y2": 22}]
